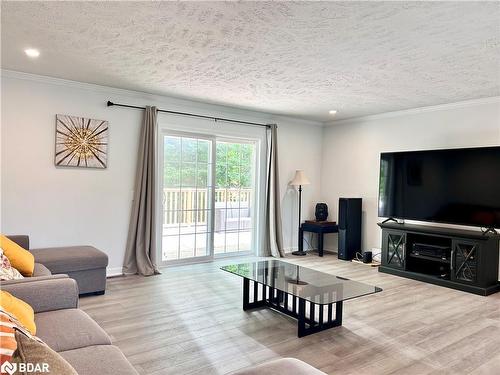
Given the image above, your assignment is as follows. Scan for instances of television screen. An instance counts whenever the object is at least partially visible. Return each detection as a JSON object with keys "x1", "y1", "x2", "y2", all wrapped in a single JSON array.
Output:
[{"x1": 378, "y1": 146, "x2": 500, "y2": 228}]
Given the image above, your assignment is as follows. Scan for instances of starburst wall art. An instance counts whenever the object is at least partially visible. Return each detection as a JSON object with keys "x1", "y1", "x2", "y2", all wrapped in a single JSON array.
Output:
[{"x1": 55, "y1": 114, "x2": 108, "y2": 168}]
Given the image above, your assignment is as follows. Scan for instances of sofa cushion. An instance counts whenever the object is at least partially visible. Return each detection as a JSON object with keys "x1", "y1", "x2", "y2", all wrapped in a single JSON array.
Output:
[
  {"x1": 60, "y1": 345, "x2": 138, "y2": 375},
  {"x1": 232, "y1": 358, "x2": 326, "y2": 375},
  {"x1": 32, "y1": 263, "x2": 52, "y2": 277},
  {"x1": 35, "y1": 309, "x2": 111, "y2": 352},
  {"x1": 13, "y1": 330, "x2": 78, "y2": 375},
  {"x1": 31, "y1": 246, "x2": 108, "y2": 273}
]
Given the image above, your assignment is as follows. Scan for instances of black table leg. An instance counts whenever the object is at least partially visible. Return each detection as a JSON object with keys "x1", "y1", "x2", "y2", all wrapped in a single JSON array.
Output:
[
  {"x1": 243, "y1": 278, "x2": 344, "y2": 337},
  {"x1": 298, "y1": 298, "x2": 306, "y2": 337},
  {"x1": 318, "y1": 233, "x2": 324, "y2": 257},
  {"x1": 243, "y1": 277, "x2": 250, "y2": 310},
  {"x1": 242, "y1": 278, "x2": 266, "y2": 310},
  {"x1": 335, "y1": 299, "x2": 343, "y2": 326},
  {"x1": 297, "y1": 299, "x2": 343, "y2": 337}
]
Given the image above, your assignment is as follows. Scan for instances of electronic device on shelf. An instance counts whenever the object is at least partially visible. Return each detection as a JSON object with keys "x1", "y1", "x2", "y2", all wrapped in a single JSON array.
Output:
[
  {"x1": 362, "y1": 250, "x2": 372, "y2": 263},
  {"x1": 315, "y1": 203, "x2": 328, "y2": 221},
  {"x1": 410, "y1": 243, "x2": 450, "y2": 261}
]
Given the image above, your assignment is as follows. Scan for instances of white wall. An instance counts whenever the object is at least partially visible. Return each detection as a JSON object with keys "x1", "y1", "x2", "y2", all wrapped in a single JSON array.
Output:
[
  {"x1": 320, "y1": 99, "x2": 500, "y2": 255},
  {"x1": 279, "y1": 121, "x2": 325, "y2": 252},
  {"x1": 1, "y1": 71, "x2": 324, "y2": 274}
]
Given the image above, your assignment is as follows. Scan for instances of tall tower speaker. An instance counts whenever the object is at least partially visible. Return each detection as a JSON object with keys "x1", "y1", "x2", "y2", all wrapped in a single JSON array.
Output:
[{"x1": 338, "y1": 198, "x2": 362, "y2": 260}]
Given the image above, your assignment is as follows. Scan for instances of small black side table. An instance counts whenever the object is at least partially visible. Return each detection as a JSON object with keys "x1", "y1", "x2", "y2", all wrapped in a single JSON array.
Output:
[{"x1": 294, "y1": 221, "x2": 338, "y2": 257}]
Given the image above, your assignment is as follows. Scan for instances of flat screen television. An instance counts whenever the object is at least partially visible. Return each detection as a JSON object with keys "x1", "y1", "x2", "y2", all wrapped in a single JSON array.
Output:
[{"x1": 378, "y1": 146, "x2": 500, "y2": 229}]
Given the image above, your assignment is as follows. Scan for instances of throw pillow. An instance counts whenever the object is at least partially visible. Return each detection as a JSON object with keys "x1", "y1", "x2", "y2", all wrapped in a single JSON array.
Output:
[
  {"x1": 0, "y1": 236, "x2": 34, "y2": 277},
  {"x1": 0, "y1": 248, "x2": 24, "y2": 281},
  {"x1": 13, "y1": 330, "x2": 78, "y2": 375},
  {"x1": 0, "y1": 291, "x2": 36, "y2": 335},
  {"x1": 0, "y1": 310, "x2": 19, "y2": 364}
]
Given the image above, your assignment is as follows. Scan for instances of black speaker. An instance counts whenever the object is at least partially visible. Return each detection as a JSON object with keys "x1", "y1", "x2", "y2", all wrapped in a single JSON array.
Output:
[
  {"x1": 338, "y1": 198, "x2": 362, "y2": 260},
  {"x1": 315, "y1": 203, "x2": 328, "y2": 221}
]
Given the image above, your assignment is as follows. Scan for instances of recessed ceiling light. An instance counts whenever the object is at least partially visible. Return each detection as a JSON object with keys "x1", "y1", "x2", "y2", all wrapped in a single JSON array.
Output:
[
  {"x1": 24, "y1": 48, "x2": 40, "y2": 58},
  {"x1": 329, "y1": 110, "x2": 337, "y2": 115}
]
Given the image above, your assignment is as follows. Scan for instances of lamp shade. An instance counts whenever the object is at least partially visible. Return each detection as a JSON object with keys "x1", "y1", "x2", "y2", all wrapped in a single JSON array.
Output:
[{"x1": 290, "y1": 170, "x2": 310, "y2": 186}]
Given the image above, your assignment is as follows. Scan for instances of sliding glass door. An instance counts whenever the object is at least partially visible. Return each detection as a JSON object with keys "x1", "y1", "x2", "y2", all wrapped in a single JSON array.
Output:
[
  {"x1": 159, "y1": 131, "x2": 257, "y2": 264},
  {"x1": 160, "y1": 133, "x2": 215, "y2": 263},
  {"x1": 214, "y1": 140, "x2": 256, "y2": 256}
]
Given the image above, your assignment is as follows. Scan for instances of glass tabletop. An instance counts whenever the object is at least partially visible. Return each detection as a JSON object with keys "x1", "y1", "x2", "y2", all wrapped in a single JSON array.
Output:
[{"x1": 221, "y1": 260, "x2": 382, "y2": 305}]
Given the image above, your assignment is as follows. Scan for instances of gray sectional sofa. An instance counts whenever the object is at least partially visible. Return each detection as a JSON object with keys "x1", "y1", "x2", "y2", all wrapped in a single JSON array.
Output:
[
  {"x1": 3, "y1": 277, "x2": 325, "y2": 375},
  {"x1": 2, "y1": 236, "x2": 324, "y2": 374},
  {"x1": 2, "y1": 276, "x2": 138, "y2": 374}
]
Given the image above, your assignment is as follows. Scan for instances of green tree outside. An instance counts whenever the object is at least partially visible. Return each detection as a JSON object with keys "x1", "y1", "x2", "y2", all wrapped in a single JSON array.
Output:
[{"x1": 164, "y1": 137, "x2": 254, "y2": 189}]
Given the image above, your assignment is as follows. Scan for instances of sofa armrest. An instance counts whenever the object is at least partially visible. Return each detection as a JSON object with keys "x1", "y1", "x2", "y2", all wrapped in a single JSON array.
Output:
[
  {"x1": 1, "y1": 276, "x2": 79, "y2": 313},
  {"x1": 6, "y1": 235, "x2": 30, "y2": 250}
]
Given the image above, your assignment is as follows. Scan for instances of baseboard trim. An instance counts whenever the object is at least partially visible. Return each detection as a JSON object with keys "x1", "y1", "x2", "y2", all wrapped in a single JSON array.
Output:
[
  {"x1": 106, "y1": 267, "x2": 124, "y2": 277},
  {"x1": 284, "y1": 247, "x2": 337, "y2": 255}
]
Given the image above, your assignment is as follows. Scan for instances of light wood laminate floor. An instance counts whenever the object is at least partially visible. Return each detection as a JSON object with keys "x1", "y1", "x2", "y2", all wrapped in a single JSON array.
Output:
[{"x1": 79, "y1": 254, "x2": 500, "y2": 375}]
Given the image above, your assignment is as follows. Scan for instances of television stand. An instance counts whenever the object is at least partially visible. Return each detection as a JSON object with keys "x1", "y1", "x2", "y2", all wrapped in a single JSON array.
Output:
[
  {"x1": 381, "y1": 217, "x2": 399, "y2": 224},
  {"x1": 482, "y1": 227, "x2": 498, "y2": 236},
  {"x1": 378, "y1": 222, "x2": 500, "y2": 296}
]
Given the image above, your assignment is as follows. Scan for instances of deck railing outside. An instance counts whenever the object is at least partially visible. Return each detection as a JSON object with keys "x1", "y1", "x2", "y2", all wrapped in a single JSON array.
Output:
[{"x1": 163, "y1": 188, "x2": 252, "y2": 225}]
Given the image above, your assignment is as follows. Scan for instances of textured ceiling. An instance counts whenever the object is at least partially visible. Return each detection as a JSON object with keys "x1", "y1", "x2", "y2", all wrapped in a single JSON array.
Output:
[{"x1": 1, "y1": 1, "x2": 499, "y2": 121}]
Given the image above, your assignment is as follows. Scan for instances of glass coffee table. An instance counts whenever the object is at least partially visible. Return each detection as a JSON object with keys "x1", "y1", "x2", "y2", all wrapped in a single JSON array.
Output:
[{"x1": 221, "y1": 260, "x2": 382, "y2": 337}]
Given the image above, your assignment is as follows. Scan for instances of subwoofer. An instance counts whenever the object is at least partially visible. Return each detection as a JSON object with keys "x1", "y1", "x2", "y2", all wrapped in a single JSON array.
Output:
[{"x1": 338, "y1": 198, "x2": 362, "y2": 260}]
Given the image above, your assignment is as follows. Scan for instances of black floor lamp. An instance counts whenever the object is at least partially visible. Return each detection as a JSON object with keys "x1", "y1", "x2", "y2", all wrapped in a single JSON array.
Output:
[{"x1": 290, "y1": 170, "x2": 310, "y2": 256}]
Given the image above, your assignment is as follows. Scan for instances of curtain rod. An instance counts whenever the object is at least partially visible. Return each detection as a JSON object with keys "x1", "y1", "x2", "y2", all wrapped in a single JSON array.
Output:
[{"x1": 107, "y1": 101, "x2": 271, "y2": 128}]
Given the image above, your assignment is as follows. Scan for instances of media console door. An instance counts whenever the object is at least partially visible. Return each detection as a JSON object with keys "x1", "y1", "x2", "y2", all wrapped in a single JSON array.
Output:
[
  {"x1": 382, "y1": 230, "x2": 406, "y2": 269},
  {"x1": 451, "y1": 239, "x2": 480, "y2": 285}
]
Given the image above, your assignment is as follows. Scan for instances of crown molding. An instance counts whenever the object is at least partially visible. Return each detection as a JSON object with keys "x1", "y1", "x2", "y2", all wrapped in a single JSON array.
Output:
[
  {"x1": 2, "y1": 69, "x2": 497, "y2": 128},
  {"x1": 326, "y1": 96, "x2": 500, "y2": 126},
  {"x1": 1, "y1": 69, "x2": 323, "y2": 127}
]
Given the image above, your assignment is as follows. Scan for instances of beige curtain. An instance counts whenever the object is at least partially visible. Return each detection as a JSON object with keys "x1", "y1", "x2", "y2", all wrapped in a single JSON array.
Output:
[
  {"x1": 123, "y1": 106, "x2": 161, "y2": 276},
  {"x1": 264, "y1": 124, "x2": 285, "y2": 257}
]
